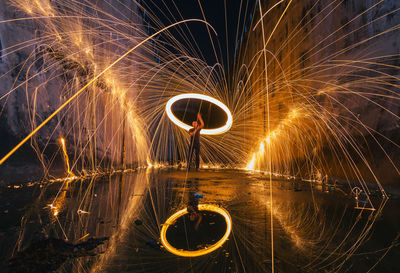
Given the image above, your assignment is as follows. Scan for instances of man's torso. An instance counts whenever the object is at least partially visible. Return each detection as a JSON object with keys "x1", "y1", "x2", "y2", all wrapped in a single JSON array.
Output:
[{"x1": 189, "y1": 127, "x2": 201, "y2": 145}]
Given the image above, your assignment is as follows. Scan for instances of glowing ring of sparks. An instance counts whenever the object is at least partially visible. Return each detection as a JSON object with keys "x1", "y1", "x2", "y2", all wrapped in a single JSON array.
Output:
[
  {"x1": 160, "y1": 204, "x2": 232, "y2": 257},
  {"x1": 165, "y1": 93, "x2": 233, "y2": 135}
]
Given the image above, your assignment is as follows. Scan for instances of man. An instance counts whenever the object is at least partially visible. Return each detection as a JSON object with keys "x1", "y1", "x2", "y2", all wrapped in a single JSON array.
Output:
[
  {"x1": 187, "y1": 195, "x2": 203, "y2": 231},
  {"x1": 187, "y1": 112, "x2": 204, "y2": 171}
]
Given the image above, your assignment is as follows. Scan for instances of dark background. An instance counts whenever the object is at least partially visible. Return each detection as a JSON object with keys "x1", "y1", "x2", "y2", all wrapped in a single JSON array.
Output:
[{"x1": 139, "y1": 0, "x2": 257, "y2": 70}]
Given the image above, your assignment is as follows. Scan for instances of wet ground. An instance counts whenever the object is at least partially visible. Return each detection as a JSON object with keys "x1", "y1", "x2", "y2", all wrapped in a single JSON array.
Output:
[{"x1": 0, "y1": 168, "x2": 399, "y2": 272}]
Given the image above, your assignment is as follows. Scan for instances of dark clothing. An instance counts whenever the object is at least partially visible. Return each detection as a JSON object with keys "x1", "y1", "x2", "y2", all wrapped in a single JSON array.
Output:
[
  {"x1": 189, "y1": 128, "x2": 201, "y2": 145},
  {"x1": 187, "y1": 128, "x2": 201, "y2": 169},
  {"x1": 187, "y1": 142, "x2": 200, "y2": 170}
]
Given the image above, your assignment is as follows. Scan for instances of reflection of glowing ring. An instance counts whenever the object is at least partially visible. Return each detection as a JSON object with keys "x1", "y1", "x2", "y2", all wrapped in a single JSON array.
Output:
[
  {"x1": 160, "y1": 204, "x2": 232, "y2": 257},
  {"x1": 165, "y1": 93, "x2": 233, "y2": 135}
]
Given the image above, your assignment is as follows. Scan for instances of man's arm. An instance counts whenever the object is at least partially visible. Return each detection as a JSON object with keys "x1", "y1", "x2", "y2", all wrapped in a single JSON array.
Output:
[
  {"x1": 194, "y1": 213, "x2": 202, "y2": 230},
  {"x1": 197, "y1": 113, "x2": 204, "y2": 129}
]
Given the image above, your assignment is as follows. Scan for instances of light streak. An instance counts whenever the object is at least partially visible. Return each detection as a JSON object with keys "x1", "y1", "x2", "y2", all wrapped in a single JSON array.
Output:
[
  {"x1": 60, "y1": 138, "x2": 74, "y2": 176},
  {"x1": 246, "y1": 108, "x2": 303, "y2": 171},
  {"x1": 0, "y1": 19, "x2": 216, "y2": 166},
  {"x1": 74, "y1": 233, "x2": 90, "y2": 243},
  {"x1": 48, "y1": 203, "x2": 59, "y2": 216},
  {"x1": 165, "y1": 93, "x2": 233, "y2": 135},
  {"x1": 160, "y1": 204, "x2": 232, "y2": 257},
  {"x1": 245, "y1": 154, "x2": 256, "y2": 170},
  {"x1": 77, "y1": 209, "x2": 90, "y2": 214}
]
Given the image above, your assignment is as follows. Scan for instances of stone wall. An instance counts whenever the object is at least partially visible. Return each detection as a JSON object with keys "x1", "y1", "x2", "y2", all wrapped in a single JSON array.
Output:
[
  {"x1": 0, "y1": 0, "x2": 145, "y2": 179},
  {"x1": 239, "y1": 0, "x2": 400, "y2": 185}
]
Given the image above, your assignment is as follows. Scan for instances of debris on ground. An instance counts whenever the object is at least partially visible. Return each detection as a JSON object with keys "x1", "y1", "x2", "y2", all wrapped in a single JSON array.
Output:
[{"x1": 6, "y1": 237, "x2": 108, "y2": 273}]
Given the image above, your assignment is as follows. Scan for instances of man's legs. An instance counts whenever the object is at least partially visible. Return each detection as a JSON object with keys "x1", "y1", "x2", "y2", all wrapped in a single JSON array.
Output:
[
  {"x1": 194, "y1": 144, "x2": 200, "y2": 170},
  {"x1": 187, "y1": 142, "x2": 194, "y2": 170}
]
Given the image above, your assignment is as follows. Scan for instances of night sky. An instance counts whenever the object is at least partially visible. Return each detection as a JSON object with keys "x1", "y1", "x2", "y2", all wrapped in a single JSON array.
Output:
[{"x1": 140, "y1": 0, "x2": 257, "y2": 69}]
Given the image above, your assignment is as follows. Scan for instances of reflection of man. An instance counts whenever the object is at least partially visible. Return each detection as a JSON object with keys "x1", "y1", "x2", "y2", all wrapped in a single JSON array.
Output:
[
  {"x1": 187, "y1": 113, "x2": 204, "y2": 171},
  {"x1": 187, "y1": 193, "x2": 203, "y2": 231}
]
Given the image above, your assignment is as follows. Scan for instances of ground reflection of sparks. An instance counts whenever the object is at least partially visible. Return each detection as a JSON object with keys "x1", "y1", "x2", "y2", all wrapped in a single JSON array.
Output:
[{"x1": 160, "y1": 204, "x2": 232, "y2": 257}]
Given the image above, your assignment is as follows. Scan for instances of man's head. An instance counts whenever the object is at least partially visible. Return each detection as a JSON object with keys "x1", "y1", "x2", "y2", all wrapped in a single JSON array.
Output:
[{"x1": 192, "y1": 121, "x2": 198, "y2": 127}]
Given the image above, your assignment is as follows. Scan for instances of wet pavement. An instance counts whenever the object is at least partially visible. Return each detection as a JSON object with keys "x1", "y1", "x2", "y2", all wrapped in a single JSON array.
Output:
[{"x1": 0, "y1": 168, "x2": 399, "y2": 272}]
